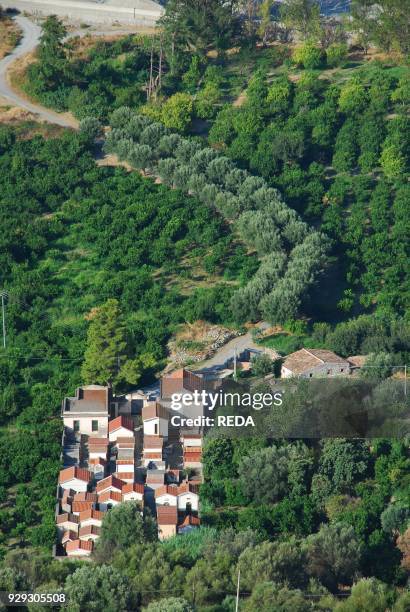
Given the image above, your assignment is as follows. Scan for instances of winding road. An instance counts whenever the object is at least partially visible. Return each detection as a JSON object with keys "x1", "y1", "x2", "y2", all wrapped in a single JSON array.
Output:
[{"x1": 0, "y1": 16, "x2": 78, "y2": 127}]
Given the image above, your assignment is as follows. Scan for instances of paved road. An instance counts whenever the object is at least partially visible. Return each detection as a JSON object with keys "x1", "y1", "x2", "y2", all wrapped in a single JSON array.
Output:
[
  {"x1": 1, "y1": 0, "x2": 163, "y2": 24},
  {"x1": 196, "y1": 323, "x2": 277, "y2": 371},
  {"x1": 0, "y1": 16, "x2": 78, "y2": 127}
]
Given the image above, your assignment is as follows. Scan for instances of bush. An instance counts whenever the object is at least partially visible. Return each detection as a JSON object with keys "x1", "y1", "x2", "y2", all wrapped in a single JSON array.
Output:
[
  {"x1": 326, "y1": 43, "x2": 348, "y2": 68},
  {"x1": 292, "y1": 42, "x2": 323, "y2": 70}
]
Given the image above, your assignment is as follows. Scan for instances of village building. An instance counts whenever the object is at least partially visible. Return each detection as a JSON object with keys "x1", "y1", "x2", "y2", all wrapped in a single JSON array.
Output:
[
  {"x1": 58, "y1": 467, "x2": 92, "y2": 493},
  {"x1": 143, "y1": 435, "x2": 164, "y2": 468},
  {"x1": 281, "y1": 348, "x2": 351, "y2": 378},
  {"x1": 176, "y1": 483, "x2": 199, "y2": 512},
  {"x1": 88, "y1": 457, "x2": 107, "y2": 481},
  {"x1": 108, "y1": 415, "x2": 134, "y2": 442},
  {"x1": 65, "y1": 539, "x2": 94, "y2": 557},
  {"x1": 61, "y1": 530, "x2": 78, "y2": 546},
  {"x1": 142, "y1": 402, "x2": 169, "y2": 438},
  {"x1": 122, "y1": 483, "x2": 145, "y2": 505},
  {"x1": 62, "y1": 385, "x2": 111, "y2": 436},
  {"x1": 79, "y1": 525, "x2": 101, "y2": 542},
  {"x1": 157, "y1": 505, "x2": 178, "y2": 540},
  {"x1": 155, "y1": 485, "x2": 178, "y2": 506},
  {"x1": 96, "y1": 475, "x2": 125, "y2": 496},
  {"x1": 88, "y1": 437, "x2": 110, "y2": 460},
  {"x1": 78, "y1": 509, "x2": 105, "y2": 529},
  {"x1": 98, "y1": 490, "x2": 123, "y2": 511},
  {"x1": 56, "y1": 513, "x2": 79, "y2": 536},
  {"x1": 178, "y1": 515, "x2": 201, "y2": 534}
]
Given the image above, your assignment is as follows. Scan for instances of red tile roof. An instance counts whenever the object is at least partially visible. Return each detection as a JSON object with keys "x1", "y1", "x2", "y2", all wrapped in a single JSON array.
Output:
[
  {"x1": 57, "y1": 512, "x2": 79, "y2": 525},
  {"x1": 155, "y1": 485, "x2": 178, "y2": 498},
  {"x1": 146, "y1": 471, "x2": 165, "y2": 484},
  {"x1": 143, "y1": 452, "x2": 163, "y2": 459},
  {"x1": 177, "y1": 483, "x2": 199, "y2": 495},
  {"x1": 113, "y1": 472, "x2": 135, "y2": 481},
  {"x1": 179, "y1": 515, "x2": 201, "y2": 528},
  {"x1": 116, "y1": 459, "x2": 135, "y2": 465},
  {"x1": 108, "y1": 416, "x2": 134, "y2": 433},
  {"x1": 89, "y1": 457, "x2": 107, "y2": 466},
  {"x1": 115, "y1": 437, "x2": 135, "y2": 447},
  {"x1": 157, "y1": 505, "x2": 178, "y2": 525},
  {"x1": 73, "y1": 492, "x2": 98, "y2": 502},
  {"x1": 72, "y1": 501, "x2": 95, "y2": 513},
  {"x1": 88, "y1": 437, "x2": 109, "y2": 446},
  {"x1": 96, "y1": 475, "x2": 125, "y2": 493},
  {"x1": 79, "y1": 525, "x2": 101, "y2": 538},
  {"x1": 122, "y1": 482, "x2": 144, "y2": 495},
  {"x1": 166, "y1": 369, "x2": 184, "y2": 379},
  {"x1": 142, "y1": 402, "x2": 169, "y2": 421},
  {"x1": 98, "y1": 490, "x2": 122, "y2": 503},
  {"x1": 62, "y1": 529, "x2": 78, "y2": 543},
  {"x1": 79, "y1": 509, "x2": 105, "y2": 522},
  {"x1": 143, "y1": 435, "x2": 164, "y2": 449},
  {"x1": 59, "y1": 467, "x2": 92, "y2": 484},
  {"x1": 65, "y1": 539, "x2": 93, "y2": 553}
]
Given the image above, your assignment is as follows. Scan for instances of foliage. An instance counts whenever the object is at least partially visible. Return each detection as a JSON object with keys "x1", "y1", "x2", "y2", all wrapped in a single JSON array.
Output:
[{"x1": 292, "y1": 42, "x2": 323, "y2": 69}]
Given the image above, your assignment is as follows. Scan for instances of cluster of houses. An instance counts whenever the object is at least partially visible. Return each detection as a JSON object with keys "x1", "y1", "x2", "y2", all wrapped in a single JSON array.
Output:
[
  {"x1": 55, "y1": 370, "x2": 209, "y2": 558},
  {"x1": 54, "y1": 345, "x2": 364, "y2": 557}
]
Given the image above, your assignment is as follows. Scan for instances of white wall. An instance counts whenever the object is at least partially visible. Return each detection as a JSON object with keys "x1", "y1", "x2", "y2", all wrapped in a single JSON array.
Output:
[
  {"x1": 63, "y1": 416, "x2": 108, "y2": 436},
  {"x1": 177, "y1": 493, "x2": 199, "y2": 512},
  {"x1": 109, "y1": 426, "x2": 134, "y2": 442},
  {"x1": 155, "y1": 494, "x2": 177, "y2": 507},
  {"x1": 60, "y1": 478, "x2": 88, "y2": 493},
  {"x1": 143, "y1": 417, "x2": 168, "y2": 438}
]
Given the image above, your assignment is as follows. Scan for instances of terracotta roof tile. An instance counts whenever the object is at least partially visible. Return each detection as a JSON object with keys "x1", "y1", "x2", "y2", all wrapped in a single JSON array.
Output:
[
  {"x1": 155, "y1": 485, "x2": 178, "y2": 498},
  {"x1": 109, "y1": 416, "x2": 134, "y2": 433},
  {"x1": 57, "y1": 513, "x2": 79, "y2": 525},
  {"x1": 61, "y1": 529, "x2": 78, "y2": 543},
  {"x1": 98, "y1": 490, "x2": 122, "y2": 503},
  {"x1": 65, "y1": 539, "x2": 93, "y2": 553},
  {"x1": 142, "y1": 402, "x2": 169, "y2": 421},
  {"x1": 113, "y1": 472, "x2": 134, "y2": 481},
  {"x1": 96, "y1": 475, "x2": 125, "y2": 493},
  {"x1": 88, "y1": 437, "x2": 109, "y2": 446},
  {"x1": 79, "y1": 525, "x2": 101, "y2": 537},
  {"x1": 115, "y1": 437, "x2": 135, "y2": 447},
  {"x1": 157, "y1": 505, "x2": 178, "y2": 525},
  {"x1": 179, "y1": 515, "x2": 200, "y2": 528},
  {"x1": 79, "y1": 509, "x2": 105, "y2": 522},
  {"x1": 143, "y1": 435, "x2": 164, "y2": 449},
  {"x1": 72, "y1": 501, "x2": 95, "y2": 513},
  {"x1": 283, "y1": 348, "x2": 349, "y2": 375},
  {"x1": 59, "y1": 467, "x2": 92, "y2": 484},
  {"x1": 73, "y1": 492, "x2": 98, "y2": 502},
  {"x1": 122, "y1": 482, "x2": 144, "y2": 495}
]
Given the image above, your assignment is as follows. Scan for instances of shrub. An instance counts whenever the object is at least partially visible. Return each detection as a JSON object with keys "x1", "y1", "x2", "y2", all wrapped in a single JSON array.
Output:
[{"x1": 292, "y1": 42, "x2": 323, "y2": 70}]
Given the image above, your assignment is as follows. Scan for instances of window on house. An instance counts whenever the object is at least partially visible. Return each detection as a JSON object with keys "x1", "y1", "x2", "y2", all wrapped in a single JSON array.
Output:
[
  {"x1": 73, "y1": 420, "x2": 80, "y2": 432},
  {"x1": 309, "y1": 373, "x2": 313, "y2": 378},
  {"x1": 341, "y1": 368, "x2": 344, "y2": 373},
  {"x1": 92, "y1": 420, "x2": 98, "y2": 432},
  {"x1": 154, "y1": 423, "x2": 158, "y2": 435},
  {"x1": 186, "y1": 502, "x2": 192, "y2": 514},
  {"x1": 327, "y1": 369, "x2": 331, "y2": 375}
]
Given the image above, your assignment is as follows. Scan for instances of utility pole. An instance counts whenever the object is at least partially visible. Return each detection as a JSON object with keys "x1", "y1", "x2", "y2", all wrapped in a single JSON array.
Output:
[
  {"x1": 0, "y1": 291, "x2": 7, "y2": 349},
  {"x1": 233, "y1": 347, "x2": 237, "y2": 380},
  {"x1": 405, "y1": 364, "x2": 407, "y2": 397},
  {"x1": 235, "y1": 568, "x2": 241, "y2": 612}
]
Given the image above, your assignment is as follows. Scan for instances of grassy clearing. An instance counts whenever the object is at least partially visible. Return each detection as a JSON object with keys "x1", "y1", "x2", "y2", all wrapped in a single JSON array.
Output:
[{"x1": 0, "y1": 18, "x2": 21, "y2": 60}]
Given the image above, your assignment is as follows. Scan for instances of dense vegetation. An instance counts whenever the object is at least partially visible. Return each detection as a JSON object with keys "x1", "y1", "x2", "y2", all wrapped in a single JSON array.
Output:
[
  {"x1": 209, "y1": 66, "x2": 410, "y2": 318},
  {"x1": 104, "y1": 109, "x2": 330, "y2": 324},
  {"x1": 0, "y1": 126, "x2": 252, "y2": 553}
]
